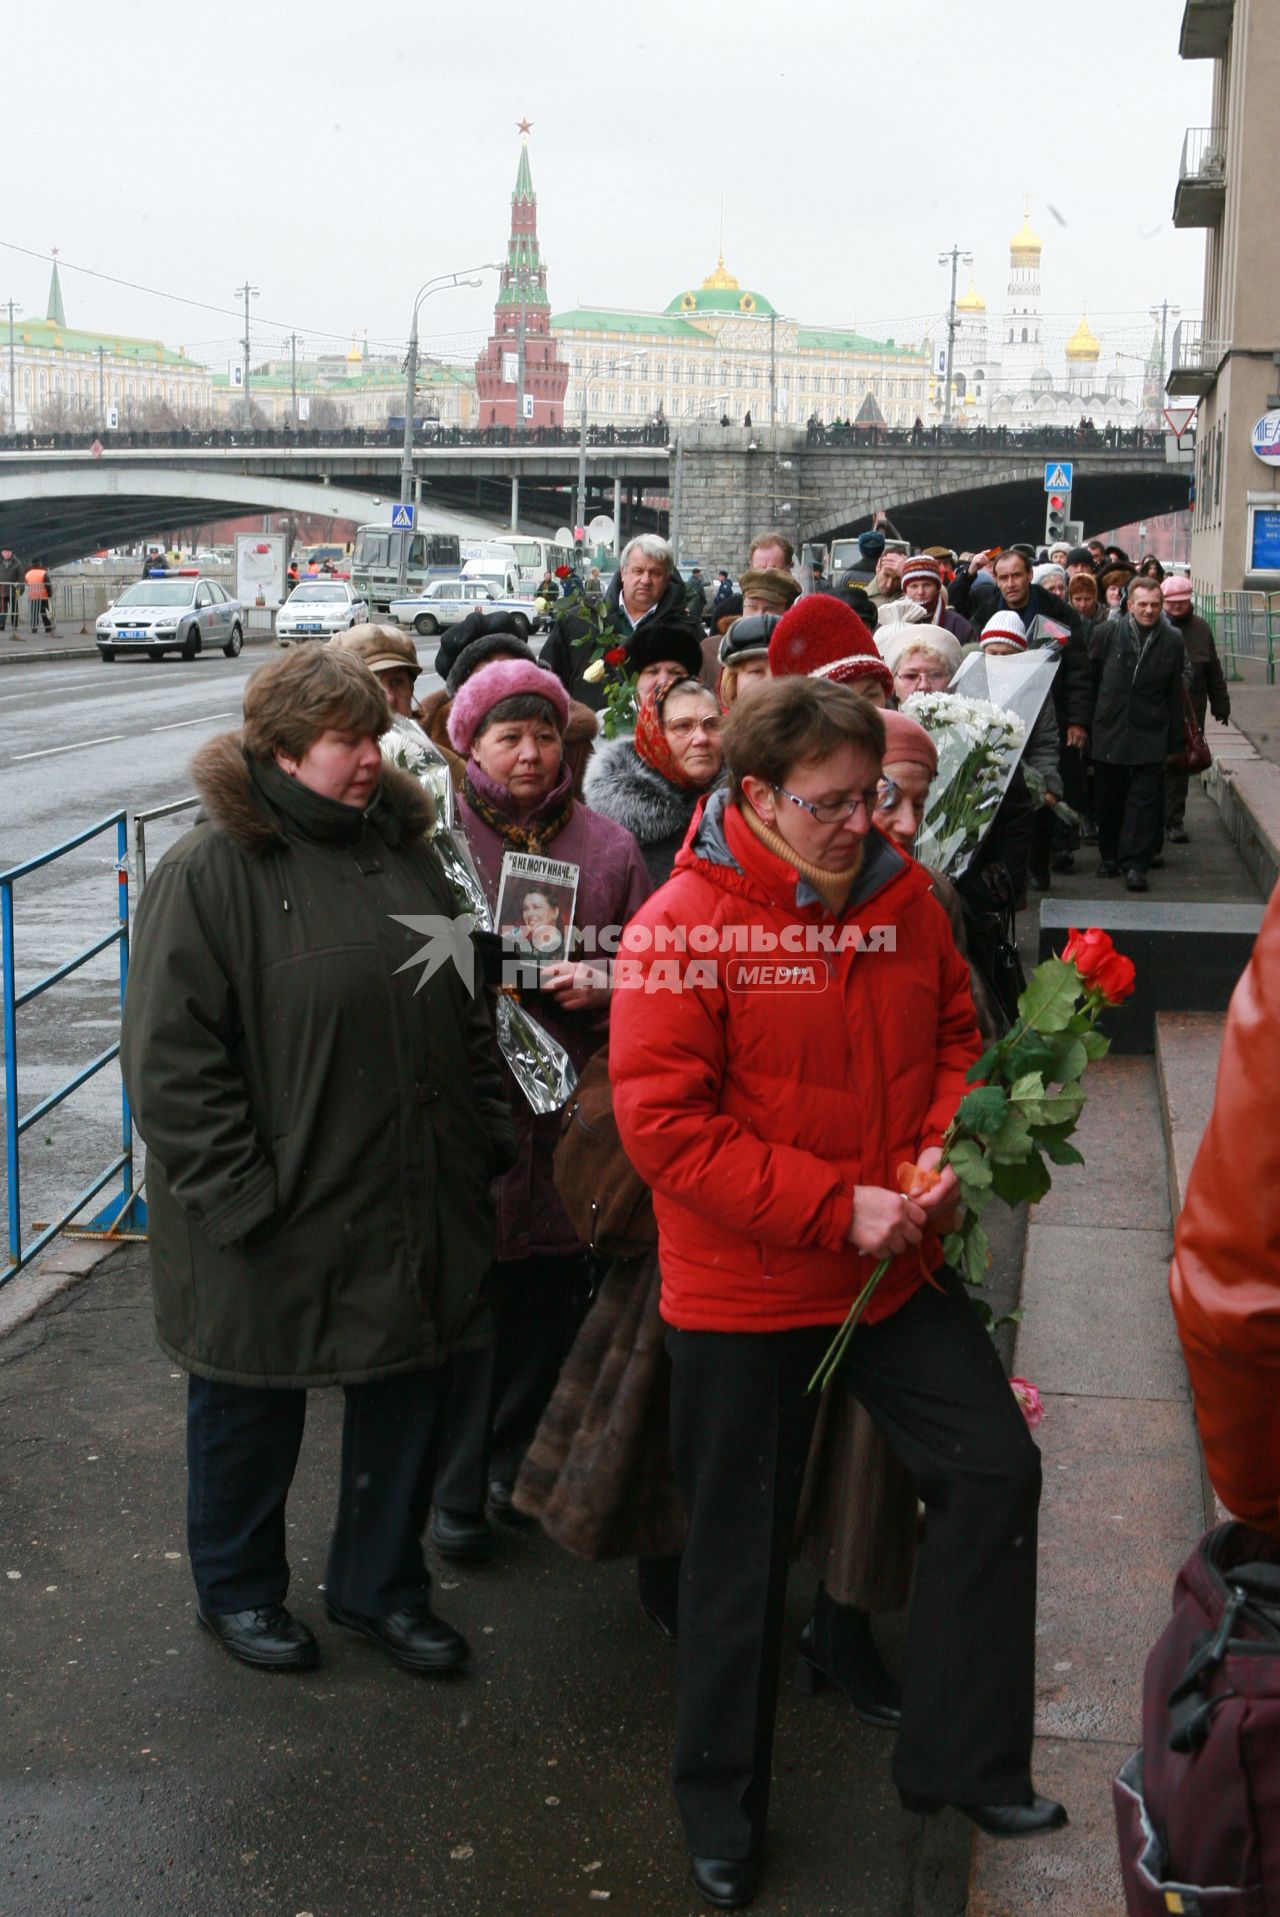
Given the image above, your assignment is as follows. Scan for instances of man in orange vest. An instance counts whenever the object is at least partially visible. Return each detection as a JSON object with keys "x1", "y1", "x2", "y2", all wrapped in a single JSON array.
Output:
[{"x1": 23, "y1": 560, "x2": 54, "y2": 633}]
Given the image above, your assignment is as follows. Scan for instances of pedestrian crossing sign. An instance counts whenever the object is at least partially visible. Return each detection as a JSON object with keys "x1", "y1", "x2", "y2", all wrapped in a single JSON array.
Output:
[
  {"x1": 1044, "y1": 461, "x2": 1074, "y2": 492},
  {"x1": 390, "y1": 503, "x2": 416, "y2": 530}
]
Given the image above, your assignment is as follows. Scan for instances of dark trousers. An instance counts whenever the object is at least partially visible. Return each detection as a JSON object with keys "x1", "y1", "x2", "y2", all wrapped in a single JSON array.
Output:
[
  {"x1": 1093, "y1": 760, "x2": 1165, "y2": 871},
  {"x1": 187, "y1": 1366, "x2": 452, "y2": 1617},
  {"x1": 667, "y1": 1280, "x2": 1042, "y2": 1860},
  {"x1": 433, "y1": 1252, "x2": 588, "y2": 1512}
]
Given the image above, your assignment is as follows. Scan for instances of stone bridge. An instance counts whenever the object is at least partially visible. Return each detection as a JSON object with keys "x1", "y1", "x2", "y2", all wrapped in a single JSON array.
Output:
[{"x1": 0, "y1": 426, "x2": 1184, "y2": 565}]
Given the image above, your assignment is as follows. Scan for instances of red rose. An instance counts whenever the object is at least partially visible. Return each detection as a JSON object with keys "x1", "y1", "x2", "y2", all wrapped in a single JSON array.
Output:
[
  {"x1": 1062, "y1": 926, "x2": 1114, "y2": 982},
  {"x1": 604, "y1": 645, "x2": 628, "y2": 666},
  {"x1": 1091, "y1": 950, "x2": 1136, "y2": 1006}
]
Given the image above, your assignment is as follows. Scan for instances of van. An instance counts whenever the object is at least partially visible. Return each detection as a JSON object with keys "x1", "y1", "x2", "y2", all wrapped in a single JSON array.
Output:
[{"x1": 461, "y1": 541, "x2": 521, "y2": 597}]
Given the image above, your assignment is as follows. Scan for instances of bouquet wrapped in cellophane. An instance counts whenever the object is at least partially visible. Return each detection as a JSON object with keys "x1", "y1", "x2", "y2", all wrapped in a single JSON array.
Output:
[{"x1": 382, "y1": 720, "x2": 576, "y2": 1116}]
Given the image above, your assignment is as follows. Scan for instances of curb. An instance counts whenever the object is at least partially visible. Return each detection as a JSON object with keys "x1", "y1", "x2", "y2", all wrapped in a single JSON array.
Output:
[
  {"x1": 1202, "y1": 718, "x2": 1280, "y2": 897},
  {"x1": 0, "y1": 630, "x2": 277, "y2": 668},
  {"x1": 0, "y1": 1236, "x2": 132, "y2": 1343}
]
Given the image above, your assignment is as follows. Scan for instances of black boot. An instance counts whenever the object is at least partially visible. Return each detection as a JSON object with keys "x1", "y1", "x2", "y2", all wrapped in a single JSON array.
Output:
[{"x1": 794, "y1": 1584, "x2": 901, "y2": 1728}]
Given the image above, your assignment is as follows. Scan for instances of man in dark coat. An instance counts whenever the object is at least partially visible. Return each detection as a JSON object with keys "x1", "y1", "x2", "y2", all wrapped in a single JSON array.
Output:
[
  {"x1": 121, "y1": 646, "x2": 516, "y2": 1676},
  {"x1": 1160, "y1": 575, "x2": 1230, "y2": 841},
  {"x1": 1088, "y1": 577, "x2": 1187, "y2": 891},
  {"x1": 0, "y1": 547, "x2": 21, "y2": 631},
  {"x1": 540, "y1": 533, "x2": 689, "y2": 710}
]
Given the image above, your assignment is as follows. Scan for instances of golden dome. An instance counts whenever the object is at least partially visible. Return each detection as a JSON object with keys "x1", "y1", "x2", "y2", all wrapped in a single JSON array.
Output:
[
  {"x1": 345, "y1": 331, "x2": 362, "y2": 363},
  {"x1": 1010, "y1": 196, "x2": 1042, "y2": 265},
  {"x1": 1065, "y1": 311, "x2": 1101, "y2": 362},
  {"x1": 956, "y1": 273, "x2": 986, "y2": 313},
  {"x1": 700, "y1": 253, "x2": 740, "y2": 292}
]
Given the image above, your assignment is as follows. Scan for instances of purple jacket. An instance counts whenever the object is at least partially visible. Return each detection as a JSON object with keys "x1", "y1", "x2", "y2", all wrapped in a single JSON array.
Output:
[{"x1": 458, "y1": 762, "x2": 652, "y2": 1261}]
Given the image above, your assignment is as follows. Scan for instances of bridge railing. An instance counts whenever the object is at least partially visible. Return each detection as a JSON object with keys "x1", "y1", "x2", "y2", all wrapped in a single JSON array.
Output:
[{"x1": 0, "y1": 421, "x2": 1168, "y2": 457}]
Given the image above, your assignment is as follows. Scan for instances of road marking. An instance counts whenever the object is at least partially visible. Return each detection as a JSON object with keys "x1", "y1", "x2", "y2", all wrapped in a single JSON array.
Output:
[
  {"x1": 12, "y1": 734, "x2": 127, "y2": 760},
  {"x1": 151, "y1": 712, "x2": 237, "y2": 732}
]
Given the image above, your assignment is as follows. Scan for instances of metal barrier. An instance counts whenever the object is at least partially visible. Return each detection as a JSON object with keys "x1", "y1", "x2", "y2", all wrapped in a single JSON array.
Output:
[
  {"x1": 134, "y1": 796, "x2": 199, "y2": 892},
  {"x1": 1212, "y1": 591, "x2": 1278, "y2": 685},
  {"x1": 2, "y1": 813, "x2": 144, "y2": 1279}
]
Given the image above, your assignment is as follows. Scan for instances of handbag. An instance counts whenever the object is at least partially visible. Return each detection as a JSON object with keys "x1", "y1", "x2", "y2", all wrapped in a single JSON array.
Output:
[
  {"x1": 1112, "y1": 1522, "x2": 1280, "y2": 1914},
  {"x1": 1168, "y1": 687, "x2": 1212, "y2": 776},
  {"x1": 553, "y1": 1047, "x2": 657, "y2": 1259}
]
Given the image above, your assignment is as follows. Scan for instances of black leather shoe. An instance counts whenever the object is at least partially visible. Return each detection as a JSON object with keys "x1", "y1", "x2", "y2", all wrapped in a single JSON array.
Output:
[
  {"x1": 899, "y1": 1788, "x2": 1069, "y2": 1839},
  {"x1": 690, "y1": 1855, "x2": 759, "y2": 1909},
  {"x1": 1124, "y1": 867, "x2": 1149, "y2": 892},
  {"x1": 486, "y1": 1478, "x2": 535, "y2": 1528},
  {"x1": 430, "y1": 1508, "x2": 492, "y2": 1562},
  {"x1": 1028, "y1": 870, "x2": 1050, "y2": 892},
  {"x1": 1096, "y1": 860, "x2": 1120, "y2": 878},
  {"x1": 197, "y1": 1603, "x2": 319, "y2": 1671},
  {"x1": 793, "y1": 1593, "x2": 902, "y2": 1729},
  {"x1": 326, "y1": 1600, "x2": 469, "y2": 1674},
  {"x1": 1167, "y1": 827, "x2": 1189, "y2": 844}
]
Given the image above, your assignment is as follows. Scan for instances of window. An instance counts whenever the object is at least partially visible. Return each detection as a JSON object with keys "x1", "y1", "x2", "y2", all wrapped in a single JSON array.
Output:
[{"x1": 1021, "y1": 327, "x2": 1028, "y2": 343}]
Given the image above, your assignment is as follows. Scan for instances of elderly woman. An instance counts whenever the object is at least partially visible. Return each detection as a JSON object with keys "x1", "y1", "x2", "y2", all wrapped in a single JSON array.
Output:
[
  {"x1": 120, "y1": 647, "x2": 516, "y2": 1676},
  {"x1": 585, "y1": 678, "x2": 725, "y2": 885},
  {"x1": 879, "y1": 621, "x2": 965, "y2": 706},
  {"x1": 611, "y1": 677, "x2": 1058, "y2": 1909},
  {"x1": 428, "y1": 658, "x2": 651, "y2": 1559}
]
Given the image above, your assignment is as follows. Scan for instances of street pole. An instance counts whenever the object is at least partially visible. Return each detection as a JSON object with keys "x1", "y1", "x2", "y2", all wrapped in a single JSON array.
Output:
[
  {"x1": 1150, "y1": 299, "x2": 1180, "y2": 388},
  {"x1": 290, "y1": 331, "x2": 298, "y2": 428},
  {"x1": 576, "y1": 377, "x2": 588, "y2": 544},
  {"x1": 97, "y1": 345, "x2": 106, "y2": 429},
  {"x1": 397, "y1": 265, "x2": 499, "y2": 595},
  {"x1": 5, "y1": 301, "x2": 20, "y2": 435},
  {"x1": 235, "y1": 281, "x2": 259, "y2": 426},
  {"x1": 937, "y1": 244, "x2": 971, "y2": 429}
]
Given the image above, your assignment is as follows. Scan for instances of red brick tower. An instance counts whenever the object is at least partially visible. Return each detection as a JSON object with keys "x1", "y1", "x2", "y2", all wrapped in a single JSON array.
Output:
[{"x1": 474, "y1": 124, "x2": 569, "y2": 428}]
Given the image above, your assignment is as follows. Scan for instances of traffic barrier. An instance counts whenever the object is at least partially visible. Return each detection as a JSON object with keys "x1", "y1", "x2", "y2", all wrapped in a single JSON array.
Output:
[
  {"x1": 2, "y1": 814, "x2": 144, "y2": 1282},
  {"x1": 1212, "y1": 590, "x2": 1278, "y2": 686}
]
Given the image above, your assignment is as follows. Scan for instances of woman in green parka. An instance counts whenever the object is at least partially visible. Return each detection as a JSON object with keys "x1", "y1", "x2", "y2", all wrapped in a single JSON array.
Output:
[{"x1": 121, "y1": 646, "x2": 516, "y2": 1677}]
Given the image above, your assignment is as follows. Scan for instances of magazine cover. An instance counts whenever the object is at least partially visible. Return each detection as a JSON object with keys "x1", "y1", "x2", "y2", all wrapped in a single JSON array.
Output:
[{"x1": 495, "y1": 852, "x2": 581, "y2": 962}]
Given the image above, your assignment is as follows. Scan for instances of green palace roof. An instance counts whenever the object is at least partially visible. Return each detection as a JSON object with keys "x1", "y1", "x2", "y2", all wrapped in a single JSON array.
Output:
[
  {"x1": 798, "y1": 327, "x2": 921, "y2": 359},
  {"x1": 551, "y1": 308, "x2": 705, "y2": 339},
  {"x1": 663, "y1": 286, "x2": 778, "y2": 319},
  {"x1": 13, "y1": 315, "x2": 197, "y2": 367}
]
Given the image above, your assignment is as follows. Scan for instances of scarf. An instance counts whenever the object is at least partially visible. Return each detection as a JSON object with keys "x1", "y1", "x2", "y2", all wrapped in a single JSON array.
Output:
[
  {"x1": 633, "y1": 683, "x2": 716, "y2": 793},
  {"x1": 462, "y1": 757, "x2": 575, "y2": 853},
  {"x1": 738, "y1": 801, "x2": 863, "y2": 917}
]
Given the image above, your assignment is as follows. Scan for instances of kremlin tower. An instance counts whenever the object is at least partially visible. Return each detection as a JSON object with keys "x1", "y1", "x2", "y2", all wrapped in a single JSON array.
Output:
[{"x1": 474, "y1": 124, "x2": 569, "y2": 429}]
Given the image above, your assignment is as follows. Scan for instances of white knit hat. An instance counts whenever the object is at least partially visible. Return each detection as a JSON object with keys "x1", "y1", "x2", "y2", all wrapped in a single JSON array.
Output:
[{"x1": 979, "y1": 609, "x2": 1029, "y2": 651}]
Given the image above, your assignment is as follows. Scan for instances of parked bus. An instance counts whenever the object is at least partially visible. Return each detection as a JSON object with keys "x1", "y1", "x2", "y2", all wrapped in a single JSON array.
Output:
[
  {"x1": 493, "y1": 534, "x2": 575, "y2": 590},
  {"x1": 350, "y1": 525, "x2": 462, "y2": 611}
]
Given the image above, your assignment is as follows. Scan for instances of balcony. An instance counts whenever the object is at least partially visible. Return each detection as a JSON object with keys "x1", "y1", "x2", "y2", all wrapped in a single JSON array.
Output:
[
  {"x1": 1166, "y1": 319, "x2": 1226, "y2": 396},
  {"x1": 1174, "y1": 127, "x2": 1228, "y2": 227},
  {"x1": 1179, "y1": 0, "x2": 1234, "y2": 59}
]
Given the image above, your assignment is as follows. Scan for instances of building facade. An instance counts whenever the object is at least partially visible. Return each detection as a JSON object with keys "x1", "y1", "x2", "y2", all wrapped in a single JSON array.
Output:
[
  {"x1": 553, "y1": 259, "x2": 932, "y2": 431},
  {"x1": 210, "y1": 337, "x2": 476, "y2": 429},
  {"x1": 474, "y1": 129, "x2": 570, "y2": 428},
  {"x1": 2, "y1": 261, "x2": 213, "y2": 432},
  {"x1": 1167, "y1": 0, "x2": 1280, "y2": 594}
]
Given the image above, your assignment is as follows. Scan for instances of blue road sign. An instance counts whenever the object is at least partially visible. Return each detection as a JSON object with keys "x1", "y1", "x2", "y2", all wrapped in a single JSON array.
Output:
[
  {"x1": 390, "y1": 502, "x2": 416, "y2": 530},
  {"x1": 1044, "y1": 461, "x2": 1074, "y2": 493}
]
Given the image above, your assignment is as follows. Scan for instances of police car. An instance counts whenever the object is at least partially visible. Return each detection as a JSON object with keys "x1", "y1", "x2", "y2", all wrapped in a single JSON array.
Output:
[
  {"x1": 276, "y1": 579, "x2": 370, "y2": 643},
  {"x1": 96, "y1": 577, "x2": 244, "y2": 662},
  {"x1": 388, "y1": 576, "x2": 543, "y2": 640}
]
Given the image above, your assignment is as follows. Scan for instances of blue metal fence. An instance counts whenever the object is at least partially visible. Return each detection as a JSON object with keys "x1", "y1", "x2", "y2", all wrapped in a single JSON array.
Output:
[{"x1": 2, "y1": 812, "x2": 144, "y2": 1280}]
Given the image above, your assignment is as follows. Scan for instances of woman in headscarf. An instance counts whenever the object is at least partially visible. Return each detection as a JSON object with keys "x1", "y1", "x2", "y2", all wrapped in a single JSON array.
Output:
[{"x1": 584, "y1": 678, "x2": 725, "y2": 886}]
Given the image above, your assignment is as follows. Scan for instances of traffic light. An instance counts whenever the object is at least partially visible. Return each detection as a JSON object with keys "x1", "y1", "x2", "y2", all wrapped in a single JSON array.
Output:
[{"x1": 1045, "y1": 492, "x2": 1071, "y2": 545}]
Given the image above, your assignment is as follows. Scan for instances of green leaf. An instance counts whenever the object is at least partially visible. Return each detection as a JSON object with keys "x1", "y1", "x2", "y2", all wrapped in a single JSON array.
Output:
[
  {"x1": 1005, "y1": 1033, "x2": 1058, "y2": 1081},
  {"x1": 1022, "y1": 1085, "x2": 1087, "y2": 1127},
  {"x1": 1016, "y1": 957, "x2": 1083, "y2": 1034},
  {"x1": 1009, "y1": 1072, "x2": 1047, "y2": 1104},
  {"x1": 990, "y1": 1147, "x2": 1053, "y2": 1206},
  {"x1": 942, "y1": 1231, "x2": 966, "y2": 1268},
  {"x1": 987, "y1": 1107, "x2": 1033, "y2": 1164},
  {"x1": 955, "y1": 1086, "x2": 1009, "y2": 1137},
  {"x1": 963, "y1": 1220, "x2": 990, "y2": 1288},
  {"x1": 967, "y1": 1295, "x2": 995, "y2": 1328},
  {"x1": 965, "y1": 1041, "x2": 1002, "y2": 1086},
  {"x1": 1041, "y1": 1137, "x2": 1085, "y2": 1167},
  {"x1": 946, "y1": 1138, "x2": 993, "y2": 1188},
  {"x1": 1048, "y1": 1035, "x2": 1088, "y2": 1085},
  {"x1": 1082, "y1": 1028, "x2": 1111, "y2": 1062}
]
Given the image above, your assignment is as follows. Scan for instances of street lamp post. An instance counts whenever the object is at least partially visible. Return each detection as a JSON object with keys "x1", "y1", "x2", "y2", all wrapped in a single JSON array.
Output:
[
  {"x1": 575, "y1": 352, "x2": 646, "y2": 559},
  {"x1": 5, "y1": 300, "x2": 22, "y2": 435},
  {"x1": 938, "y1": 244, "x2": 973, "y2": 428},
  {"x1": 396, "y1": 264, "x2": 501, "y2": 595},
  {"x1": 234, "y1": 281, "x2": 259, "y2": 427}
]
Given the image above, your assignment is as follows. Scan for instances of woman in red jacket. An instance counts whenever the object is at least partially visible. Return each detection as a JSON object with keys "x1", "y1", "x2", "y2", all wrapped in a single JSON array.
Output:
[{"x1": 610, "y1": 679, "x2": 1062, "y2": 1910}]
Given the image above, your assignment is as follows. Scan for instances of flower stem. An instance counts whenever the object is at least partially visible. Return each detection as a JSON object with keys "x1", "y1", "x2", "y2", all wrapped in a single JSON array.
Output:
[{"x1": 807, "y1": 1257, "x2": 890, "y2": 1394}]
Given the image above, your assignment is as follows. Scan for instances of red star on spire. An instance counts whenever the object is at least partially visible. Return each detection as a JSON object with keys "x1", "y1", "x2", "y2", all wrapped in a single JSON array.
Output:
[{"x1": 516, "y1": 118, "x2": 533, "y2": 137}]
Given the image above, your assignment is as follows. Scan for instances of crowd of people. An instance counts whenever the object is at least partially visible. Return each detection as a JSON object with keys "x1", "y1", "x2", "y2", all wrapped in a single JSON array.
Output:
[
  {"x1": 119, "y1": 517, "x2": 1227, "y2": 1911},
  {"x1": 0, "y1": 545, "x2": 55, "y2": 633}
]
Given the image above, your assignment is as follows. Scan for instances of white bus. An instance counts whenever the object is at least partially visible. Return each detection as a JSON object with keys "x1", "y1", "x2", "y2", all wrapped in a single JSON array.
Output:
[
  {"x1": 351, "y1": 525, "x2": 462, "y2": 611},
  {"x1": 484, "y1": 534, "x2": 575, "y2": 590}
]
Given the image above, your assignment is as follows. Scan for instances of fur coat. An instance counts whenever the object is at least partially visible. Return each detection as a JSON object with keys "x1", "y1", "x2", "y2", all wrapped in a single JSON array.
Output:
[{"x1": 583, "y1": 735, "x2": 713, "y2": 888}]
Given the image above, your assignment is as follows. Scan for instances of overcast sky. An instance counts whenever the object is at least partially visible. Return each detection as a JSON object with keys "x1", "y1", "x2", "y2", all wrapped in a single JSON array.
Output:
[{"x1": 7, "y1": 0, "x2": 1211, "y2": 383}]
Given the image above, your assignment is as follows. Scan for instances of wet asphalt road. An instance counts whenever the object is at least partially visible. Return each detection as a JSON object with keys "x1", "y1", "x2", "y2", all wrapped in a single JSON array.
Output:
[
  {"x1": 0, "y1": 642, "x2": 447, "y2": 1258},
  {"x1": 0, "y1": 1248, "x2": 971, "y2": 1917}
]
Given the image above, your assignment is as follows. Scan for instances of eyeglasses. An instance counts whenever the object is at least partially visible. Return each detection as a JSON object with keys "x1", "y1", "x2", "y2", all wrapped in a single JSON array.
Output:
[
  {"x1": 873, "y1": 776, "x2": 902, "y2": 814},
  {"x1": 665, "y1": 716, "x2": 722, "y2": 739},
  {"x1": 774, "y1": 783, "x2": 875, "y2": 826},
  {"x1": 894, "y1": 667, "x2": 951, "y2": 689}
]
